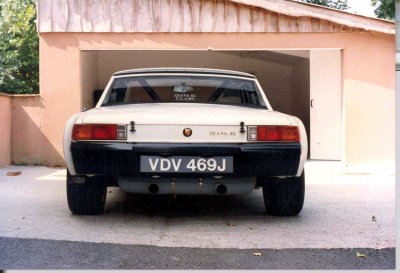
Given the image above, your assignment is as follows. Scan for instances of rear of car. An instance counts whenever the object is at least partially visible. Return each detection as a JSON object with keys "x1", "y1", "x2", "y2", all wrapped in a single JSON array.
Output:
[{"x1": 64, "y1": 68, "x2": 307, "y2": 216}]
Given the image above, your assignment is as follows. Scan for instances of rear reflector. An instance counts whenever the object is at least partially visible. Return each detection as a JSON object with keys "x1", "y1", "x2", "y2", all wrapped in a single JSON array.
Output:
[
  {"x1": 72, "y1": 124, "x2": 126, "y2": 140},
  {"x1": 248, "y1": 126, "x2": 299, "y2": 142}
]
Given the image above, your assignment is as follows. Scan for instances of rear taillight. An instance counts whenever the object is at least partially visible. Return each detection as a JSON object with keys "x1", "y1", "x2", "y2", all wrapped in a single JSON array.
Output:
[
  {"x1": 72, "y1": 124, "x2": 126, "y2": 140},
  {"x1": 247, "y1": 126, "x2": 299, "y2": 142}
]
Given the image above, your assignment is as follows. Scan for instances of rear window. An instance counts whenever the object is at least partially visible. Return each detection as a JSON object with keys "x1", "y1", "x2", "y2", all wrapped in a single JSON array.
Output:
[{"x1": 101, "y1": 75, "x2": 267, "y2": 108}]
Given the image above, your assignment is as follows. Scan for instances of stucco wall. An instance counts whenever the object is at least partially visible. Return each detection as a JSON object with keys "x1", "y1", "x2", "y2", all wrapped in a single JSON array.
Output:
[
  {"x1": 0, "y1": 94, "x2": 11, "y2": 166},
  {"x1": 10, "y1": 96, "x2": 48, "y2": 165},
  {"x1": 0, "y1": 95, "x2": 48, "y2": 166},
  {"x1": 38, "y1": 32, "x2": 394, "y2": 167},
  {"x1": 343, "y1": 40, "x2": 395, "y2": 165}
]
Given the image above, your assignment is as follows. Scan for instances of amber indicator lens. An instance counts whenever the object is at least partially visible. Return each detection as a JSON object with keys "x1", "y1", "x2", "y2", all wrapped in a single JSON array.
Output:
[{"x1": 72, "y1": 124, "x2": 92, "y2": 140}]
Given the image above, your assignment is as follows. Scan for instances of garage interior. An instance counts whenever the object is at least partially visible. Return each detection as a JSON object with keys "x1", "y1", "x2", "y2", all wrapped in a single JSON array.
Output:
[{"x1": 81, "y1": 50, "x2": 311, "y2": 156}]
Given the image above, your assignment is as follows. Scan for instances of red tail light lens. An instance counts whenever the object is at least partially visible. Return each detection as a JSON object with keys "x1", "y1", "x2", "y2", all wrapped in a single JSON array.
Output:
[
  {"x1": 251, "y1": 126, "x2": 299, "y2": 142},
  {"x1": 92, "y1": 124, "x2": 117, "y2": 139},
  {"x1": 72, "y1": 124, "x2": 118, "y2": 140}
]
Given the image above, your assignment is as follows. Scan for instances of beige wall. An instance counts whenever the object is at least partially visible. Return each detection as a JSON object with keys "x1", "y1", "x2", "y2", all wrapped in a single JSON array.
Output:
[
  {"x1": 0, "y1": 94, "x2": 11, "y2": 166},
  {"x1": 37, "y1": 32, "x2": 394, "y2": 167},
  {"x1": 39, "y1": 34, "x2": 81, "y2": 166},
  {"x1": 343, "y1": 37, "x2": 395, "y2": 165},
  {"x1": 11, "y1": 96, "x2": 49, "y2": 165},
  {"x1": 0, "y1": 95, "x2": 53, "y2": 166}
]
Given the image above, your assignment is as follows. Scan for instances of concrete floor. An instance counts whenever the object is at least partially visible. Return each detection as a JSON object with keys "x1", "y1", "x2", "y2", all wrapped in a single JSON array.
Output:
[{"x1": 0, "y1": 161, "x2": 395, "y2": 250}]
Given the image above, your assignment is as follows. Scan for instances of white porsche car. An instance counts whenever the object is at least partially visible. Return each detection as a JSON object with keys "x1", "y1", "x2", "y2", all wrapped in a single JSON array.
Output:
[{"x1": 64, "y1": 68, "x2": 307, "y2": 216}]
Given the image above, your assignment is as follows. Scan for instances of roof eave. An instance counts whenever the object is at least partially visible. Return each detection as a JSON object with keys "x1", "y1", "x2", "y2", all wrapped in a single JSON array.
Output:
[{"x1": 230, "y1": 0, "x2": 395, "y2": 34}]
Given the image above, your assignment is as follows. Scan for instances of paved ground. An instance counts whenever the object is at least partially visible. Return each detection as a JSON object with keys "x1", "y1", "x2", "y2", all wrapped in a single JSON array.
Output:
[
  {"x1": 0, "y1": 161, "x2": 396, "y2": 269},
  {"x1": 0, "y1": 237, "x2": 395, "y2": 269}
]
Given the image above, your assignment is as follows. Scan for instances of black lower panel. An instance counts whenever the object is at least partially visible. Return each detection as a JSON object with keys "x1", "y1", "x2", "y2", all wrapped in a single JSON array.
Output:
[{"x1": 70, "y1": 142, "x2": 301, "y2": 177}]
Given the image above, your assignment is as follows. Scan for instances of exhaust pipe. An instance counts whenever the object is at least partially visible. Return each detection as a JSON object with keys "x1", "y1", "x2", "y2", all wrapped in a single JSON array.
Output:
[
  {"x1": 216, "y1": 184, "x2": 227, "y2": 195},
  {"x1": 148, "y1": 183, "x2": 159, "y2": 194}
]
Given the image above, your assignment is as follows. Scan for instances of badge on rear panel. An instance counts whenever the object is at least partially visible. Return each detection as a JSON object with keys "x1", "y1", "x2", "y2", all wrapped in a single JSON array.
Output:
[{"x1": 183, "y1": 128, "x2": 192, "y2": 137}]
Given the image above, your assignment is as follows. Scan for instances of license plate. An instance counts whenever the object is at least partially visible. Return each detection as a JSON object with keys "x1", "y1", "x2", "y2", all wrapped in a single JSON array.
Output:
[{"x1": 140, "y1": 156, "x2": 233, "y2": 173}]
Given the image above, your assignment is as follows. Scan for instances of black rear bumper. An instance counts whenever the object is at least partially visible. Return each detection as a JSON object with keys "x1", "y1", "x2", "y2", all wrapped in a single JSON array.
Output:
[{"x1": 70, "y1": 142, "x2": 301, "y2": 177}]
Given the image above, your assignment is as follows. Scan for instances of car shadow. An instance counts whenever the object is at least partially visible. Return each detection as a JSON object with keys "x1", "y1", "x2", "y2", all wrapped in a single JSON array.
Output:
[{"x1": 104, "y1": 188, "x2": 267, "y2": 218}]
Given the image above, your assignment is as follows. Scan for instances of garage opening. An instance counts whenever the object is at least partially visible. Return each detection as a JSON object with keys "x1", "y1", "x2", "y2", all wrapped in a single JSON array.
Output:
[{"x1": 81, "y1": 50, "x2": 342, "y2": 160}]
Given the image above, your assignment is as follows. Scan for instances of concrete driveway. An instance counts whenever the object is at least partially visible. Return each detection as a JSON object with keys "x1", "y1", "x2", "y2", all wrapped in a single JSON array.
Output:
[{"x1": 0, "y1": 161, "x2": 396, "y2": 269}]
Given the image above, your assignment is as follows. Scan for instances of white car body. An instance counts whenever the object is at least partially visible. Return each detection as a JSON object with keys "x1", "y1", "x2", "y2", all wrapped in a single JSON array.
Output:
[{"x1": 63, "y1": 68, "x2": 308, "y2": 216}]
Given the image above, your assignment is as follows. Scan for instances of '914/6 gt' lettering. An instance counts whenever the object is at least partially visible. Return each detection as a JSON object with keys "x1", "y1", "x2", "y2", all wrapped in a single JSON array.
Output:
[{"x1": 210, "y1": 131, "x2": 237, "y2": 136}]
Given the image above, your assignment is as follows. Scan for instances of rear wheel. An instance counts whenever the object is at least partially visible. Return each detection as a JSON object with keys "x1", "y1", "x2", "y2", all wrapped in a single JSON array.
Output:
[
  {"x1": 66, "y1": 170, "x2": 107, "y2": 215},
  {"x1": 260, "y1": 171, "x2": 305, "y2": 216}
]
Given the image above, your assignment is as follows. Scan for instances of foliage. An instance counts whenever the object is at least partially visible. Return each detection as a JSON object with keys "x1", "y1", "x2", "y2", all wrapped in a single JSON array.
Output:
[
  {"x1": 299, "y1": 0, "x2": 349, "y2": 10},
  {"x1": 371, "y1": 0, "x2": 395, "y2": 20},
  {"x1": 0, "y1": 0, "x2": 39, "y2": 94}
]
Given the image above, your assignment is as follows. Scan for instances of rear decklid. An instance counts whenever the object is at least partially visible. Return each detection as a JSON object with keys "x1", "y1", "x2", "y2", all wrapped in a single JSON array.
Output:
[{"x1": 81, "y1": 103, "x2": 293, "y2": 142}]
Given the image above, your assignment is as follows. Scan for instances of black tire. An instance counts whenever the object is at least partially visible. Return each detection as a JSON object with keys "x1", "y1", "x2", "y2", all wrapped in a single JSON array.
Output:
[
  {"x1": 260, "y1": 171, "x2": 305, "y2": 216},
  {"x1": 66, "y1": 170, "x2": 107, "y2": 215}
]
